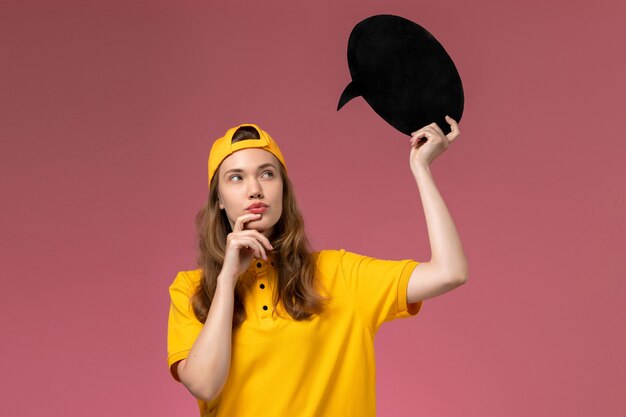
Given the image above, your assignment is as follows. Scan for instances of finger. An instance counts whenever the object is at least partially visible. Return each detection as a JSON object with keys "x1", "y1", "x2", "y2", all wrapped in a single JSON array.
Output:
[
  {"x1": 410, "y1": 129, "x2": 432, "y2": 147},
  {"x1": 235, "y1": 236, "x2": 267, "y2": 260},
  {"x1": 236, "y1": 229, "x2": 274, "y2": 250},
  {"x1": 410, "y1": 131, "x2": 421, "y2": 144},
  {"x1": 245, "y1": 237, "x2": 267, "y2": 260},
  {"x1": 409, "y1": 132, "x2": 423, "y2": 147},
  {"x1": 410, "y1": 134, "x2": 425, "y2": 147},
  {"x1": 413, "y1": 127, "x2": 437, "y2": 141},
  {"x1": 445, "y1": 116, "x2": 461, "y2": 141},
  {"x1": 430, "y1": 122, "x2": 446, "y2": 138},
  {"x1": 233, "y1": 213, "x2": 262, "y2": 232}
]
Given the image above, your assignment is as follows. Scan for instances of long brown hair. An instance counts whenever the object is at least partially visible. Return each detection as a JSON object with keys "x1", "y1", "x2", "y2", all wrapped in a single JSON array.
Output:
[{"x1": 191, "y1": 126, "x2": 329, "y2": 329}]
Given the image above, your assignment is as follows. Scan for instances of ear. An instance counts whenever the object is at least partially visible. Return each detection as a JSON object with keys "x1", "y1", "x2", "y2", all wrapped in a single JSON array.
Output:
[{"x1": 218, "y1": 195, "x2": 224, "y2": 210}]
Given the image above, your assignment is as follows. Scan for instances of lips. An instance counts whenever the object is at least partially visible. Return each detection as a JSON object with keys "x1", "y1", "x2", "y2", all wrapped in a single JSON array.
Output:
[
  {"x1": 246, "y1": 203, "x2": 268, "y2": 210},
  {"x1": 247, "y1": 206, "x2": 267, "y2": 214},
  {"x1": 246, "y1": 203, "x2": 268, "y2": 214}
]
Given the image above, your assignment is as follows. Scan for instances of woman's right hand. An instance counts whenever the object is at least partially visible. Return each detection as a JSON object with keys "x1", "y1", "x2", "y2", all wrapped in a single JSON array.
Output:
[{"x1": 220, "y1": 213, "x2": 274, "y2": 285}]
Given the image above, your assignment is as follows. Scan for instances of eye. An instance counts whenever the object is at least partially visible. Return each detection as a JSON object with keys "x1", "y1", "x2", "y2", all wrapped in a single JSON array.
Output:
[
  {"x1": 228, "y1": 174, "x2": 242, "y2": 182},
  {"x1": 261, "y1": 170, "x2": 274, "y2": 178}
]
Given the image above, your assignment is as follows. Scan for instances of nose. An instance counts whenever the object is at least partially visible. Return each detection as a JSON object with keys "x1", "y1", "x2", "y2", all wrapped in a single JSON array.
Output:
[{"x1": 248, "y1": 178, "x2": 263, "y2": 199}]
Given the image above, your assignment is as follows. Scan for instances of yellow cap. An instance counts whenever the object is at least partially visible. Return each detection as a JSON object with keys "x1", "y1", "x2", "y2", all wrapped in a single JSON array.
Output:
[{"x1": 208, "y1": 123, "x2": 288, "y2": 187}]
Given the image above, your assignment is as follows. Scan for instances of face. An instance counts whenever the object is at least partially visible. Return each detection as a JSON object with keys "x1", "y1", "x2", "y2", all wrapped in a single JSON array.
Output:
[{"x1": 217, "y1": 148, "x2": 283, "y2": 238}]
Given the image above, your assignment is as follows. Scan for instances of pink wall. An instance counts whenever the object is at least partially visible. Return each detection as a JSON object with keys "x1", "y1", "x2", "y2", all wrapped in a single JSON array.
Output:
[{"x1": 1, "y1": 1, "x2": 624, "y2": 416}]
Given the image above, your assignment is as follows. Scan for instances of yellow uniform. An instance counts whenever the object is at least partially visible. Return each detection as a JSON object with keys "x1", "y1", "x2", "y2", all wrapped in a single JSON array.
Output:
[{"x1": 167, "y1": 249, "x2": 422, "y2": 416}]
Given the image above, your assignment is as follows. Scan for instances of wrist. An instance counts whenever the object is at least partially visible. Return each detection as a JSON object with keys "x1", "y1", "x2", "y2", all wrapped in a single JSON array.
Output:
[
  {"x1": 217, "y1": 274, "x2": 238, "y2": 292},
  {"x1": 411, "y1": 162, "x2": 431, "y2": 176}
]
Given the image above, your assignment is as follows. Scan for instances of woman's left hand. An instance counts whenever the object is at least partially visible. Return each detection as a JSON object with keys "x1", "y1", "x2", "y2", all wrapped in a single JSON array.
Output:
[{"x1": 409, "y1": 115, "x2": 460, "y2": 173}]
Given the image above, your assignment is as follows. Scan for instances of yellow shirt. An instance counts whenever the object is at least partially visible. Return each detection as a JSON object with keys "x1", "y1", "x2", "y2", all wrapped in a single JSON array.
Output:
[{"x1": 167, "y1": 249, "x2": 422, "y2": 416}]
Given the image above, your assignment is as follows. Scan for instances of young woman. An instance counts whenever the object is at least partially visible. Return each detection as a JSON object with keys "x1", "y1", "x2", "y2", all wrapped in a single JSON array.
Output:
[{"x1": 167, "y1": 119, "x2": 468, "y2": 416}]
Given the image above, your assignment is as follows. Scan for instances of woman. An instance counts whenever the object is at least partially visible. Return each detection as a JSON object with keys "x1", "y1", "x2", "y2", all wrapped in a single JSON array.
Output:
[{"x1": 167, "y1": 120, "x2": 468, "y2": 416}]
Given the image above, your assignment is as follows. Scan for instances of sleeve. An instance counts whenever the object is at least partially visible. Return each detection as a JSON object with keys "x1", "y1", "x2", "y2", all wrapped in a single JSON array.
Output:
[
  {"x1": 339, "y1": 249, "x2": 423, "y2": 334},
  {"x1": 167, "y1": 271, "x2": 204, "y2": 381}
]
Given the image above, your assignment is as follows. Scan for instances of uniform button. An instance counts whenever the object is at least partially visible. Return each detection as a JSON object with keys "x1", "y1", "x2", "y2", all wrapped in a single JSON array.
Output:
[
  {"x1": 256, "y1": 262, "x2": 262, "y2": 268},
  {"x1": 262, "y1": 305, "x2": 268, "y2": 310},
  {"x1": 260, "y1": 283, "x2": 265, "y2": 289}
]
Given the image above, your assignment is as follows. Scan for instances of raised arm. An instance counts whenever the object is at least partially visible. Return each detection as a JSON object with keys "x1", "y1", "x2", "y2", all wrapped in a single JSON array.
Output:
[
  {"x1": 406, "y1": 116, "x2": 468, "y2": 303},
  {"x1": 175, "y1": 212, "x2": 273, "y2": 401},
  {"x1": 175, "y1": 277, "x2": 237, "y2": 401}
]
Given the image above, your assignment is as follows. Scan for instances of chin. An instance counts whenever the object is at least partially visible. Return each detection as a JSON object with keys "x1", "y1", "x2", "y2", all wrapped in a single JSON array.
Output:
[{"x1": 255, "y1": 219, "x2": 278, "y2": 234}]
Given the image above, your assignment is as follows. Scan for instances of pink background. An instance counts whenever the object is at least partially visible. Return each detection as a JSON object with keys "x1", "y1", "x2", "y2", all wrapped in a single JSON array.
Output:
[{"x1": 1, "y1": 0, "x2": 624, "y2": 416}]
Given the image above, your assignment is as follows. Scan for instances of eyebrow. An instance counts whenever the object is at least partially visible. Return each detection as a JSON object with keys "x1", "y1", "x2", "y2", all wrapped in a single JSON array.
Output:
[{"x1": 222, "y1": 163, "x2": 277, "y2": 177}]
